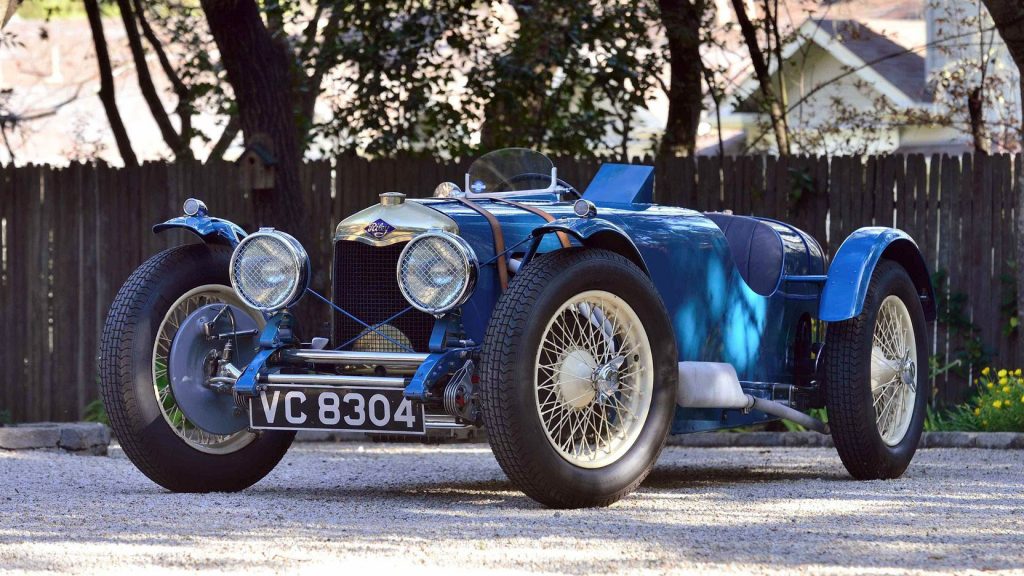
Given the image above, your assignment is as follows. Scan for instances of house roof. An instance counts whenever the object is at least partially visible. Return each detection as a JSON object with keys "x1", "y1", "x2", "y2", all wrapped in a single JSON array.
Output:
[
  {"x1": 735, "y1": 17, "x2": 931, "y2": 112},
  {"x1": 814, "y1": 19, "x2": 930, "y2": 103}
]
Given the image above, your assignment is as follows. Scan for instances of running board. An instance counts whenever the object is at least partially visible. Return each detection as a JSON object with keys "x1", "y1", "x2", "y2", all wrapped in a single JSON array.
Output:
[{"x1": 676, "y1": 362, "x2": 829, "y2": 434}]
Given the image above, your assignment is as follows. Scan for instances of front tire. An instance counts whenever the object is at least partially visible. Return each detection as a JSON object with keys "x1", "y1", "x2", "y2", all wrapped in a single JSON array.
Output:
[
  {"x1": 100, "y1": 244, "x2": 294, "y2": 492},
  {"x1": 825, "y1": 259, "x2": 929, "y2": 480},
  {"x1": 479, "y1": 249, "x2": 677, "y2": 508}
]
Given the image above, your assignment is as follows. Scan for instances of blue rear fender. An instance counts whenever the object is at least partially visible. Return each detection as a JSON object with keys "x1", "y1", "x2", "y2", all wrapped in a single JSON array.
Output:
[
  {"x1": 153, "y1": 215, "x2": 247, "y2": 247},
  {"x1": 820, "y1": 227, "x2": 935, "y2": 322},
  {"x1": 531, "y1": 217, "x2": 650, "y2": 275}
]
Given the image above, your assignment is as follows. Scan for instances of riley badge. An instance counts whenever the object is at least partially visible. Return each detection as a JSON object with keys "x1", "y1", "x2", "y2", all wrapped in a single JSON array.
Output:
[{"x1": 365, "y1": 218, "x2": 395, "y2": 239}]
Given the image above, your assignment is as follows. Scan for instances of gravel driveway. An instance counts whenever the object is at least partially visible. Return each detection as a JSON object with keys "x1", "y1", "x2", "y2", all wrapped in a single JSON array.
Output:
[{"x1": 1, "y1": 443, "x2": 1022, "y2": 575}]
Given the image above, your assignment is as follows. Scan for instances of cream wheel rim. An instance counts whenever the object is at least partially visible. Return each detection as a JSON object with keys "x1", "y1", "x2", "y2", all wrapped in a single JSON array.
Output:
[
  {"x1": 871, "y1": 295, "x2": 918, "y2": 446},
  {"x1": 534, "y1": 290, "x2": 654, "y2": 469},
  {"x1": 152, "y1": 285, "x2": 261, "y2": 454}
]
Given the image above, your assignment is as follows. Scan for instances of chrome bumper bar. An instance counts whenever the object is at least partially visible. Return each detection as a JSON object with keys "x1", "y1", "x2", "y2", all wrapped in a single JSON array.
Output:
[
  {"x1": 261, "y1": 372, "x2": 406, "y2": 388},
  {"x1": 261, "y1": 349, "x2": 431, "y2": 389},
  {"x1": 281, "y1": 349, "x2": 429, "y2": 368}
]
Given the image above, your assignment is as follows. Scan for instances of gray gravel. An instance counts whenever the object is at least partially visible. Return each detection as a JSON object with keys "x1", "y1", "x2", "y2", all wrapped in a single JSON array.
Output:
[{"x1": 1, "y1": 444, "x2": 1022, "y2": 575}]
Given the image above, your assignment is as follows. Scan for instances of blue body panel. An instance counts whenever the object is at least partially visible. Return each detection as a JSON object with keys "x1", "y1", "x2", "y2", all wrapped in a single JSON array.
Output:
[
  {"x1": 153, "y1": 215, "x2": 247, "y2": 247},
  {"x1": 582, "y1": 163, "x2": 655, "y2": 205},
  {"x1": 820, "y1": 227, "x2": 936, "y2": 322}
]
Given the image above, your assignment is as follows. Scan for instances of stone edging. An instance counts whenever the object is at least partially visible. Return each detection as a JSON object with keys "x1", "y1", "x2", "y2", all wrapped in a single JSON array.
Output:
[
  {"x1": 294, "y1": 430, "x2": 1024, "y2": 449},
  {"x1": 0, "y1": 423, "x2": 111, "y2": 455},
  {"x1": 663, "y1": 431, "x2": 1024, "y2": 449},
  {"x1": 3, "y1": 426, "x2": 1020, "y2": 454}
]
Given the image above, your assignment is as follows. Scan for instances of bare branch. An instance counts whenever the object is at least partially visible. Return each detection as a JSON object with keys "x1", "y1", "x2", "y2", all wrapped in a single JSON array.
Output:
[
  {"x1": 116, "y1": 0, "x2": 191, "y2": 158},
  {"x1": 208, "y1": 114, "x2": 239, "y2": 161},
  {"x1": 84, "y1": 0, "x2": 137, "y2": 166}
]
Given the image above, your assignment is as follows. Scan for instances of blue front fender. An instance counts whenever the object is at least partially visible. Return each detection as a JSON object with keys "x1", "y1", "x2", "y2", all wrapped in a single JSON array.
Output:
[
  {"x1": 532, "y1": 217, "x2": 650, "y2": 275},
  {"x1": 153, "y1": 215, "x2": 247, "y2": 247},
  {"x1": 820, "y1": 227, "x2": 936, "y2": 322}
]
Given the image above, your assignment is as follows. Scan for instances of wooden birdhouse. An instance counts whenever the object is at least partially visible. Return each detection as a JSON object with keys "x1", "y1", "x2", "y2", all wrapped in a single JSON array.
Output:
[{"x1": 236, "y1": 142, "x2": 276, "y2": 191}]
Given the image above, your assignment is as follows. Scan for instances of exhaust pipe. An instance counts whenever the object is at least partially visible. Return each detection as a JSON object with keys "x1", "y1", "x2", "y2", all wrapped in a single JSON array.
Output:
[
  {"x1": 746, "y1": 395, "x2": 829, "y2": 434},
  {"x1": 677, "y1": 361, "x2": 829, "y2": 434}
]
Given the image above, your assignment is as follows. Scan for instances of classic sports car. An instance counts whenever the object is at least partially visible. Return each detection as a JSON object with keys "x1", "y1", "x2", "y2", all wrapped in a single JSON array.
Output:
[{"x1": 100, "y1": 149, "x2": 934, "y2": 508}]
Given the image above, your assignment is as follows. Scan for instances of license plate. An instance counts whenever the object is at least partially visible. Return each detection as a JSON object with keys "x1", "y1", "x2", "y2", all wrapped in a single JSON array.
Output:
[{"x1": 249, "y1": 386, "x2": 425, "y2": 434}]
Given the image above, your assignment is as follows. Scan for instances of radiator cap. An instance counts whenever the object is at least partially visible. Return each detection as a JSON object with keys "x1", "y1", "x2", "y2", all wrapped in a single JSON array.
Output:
[{"x1": 380, "y1": 192, "x2": 406, "y2": 206}]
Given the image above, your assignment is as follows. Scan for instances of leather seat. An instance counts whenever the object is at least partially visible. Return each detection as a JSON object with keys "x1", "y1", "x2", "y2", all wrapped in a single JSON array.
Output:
[{"x1": 704, "y1": 213, "x2": 784, "y2": 296}]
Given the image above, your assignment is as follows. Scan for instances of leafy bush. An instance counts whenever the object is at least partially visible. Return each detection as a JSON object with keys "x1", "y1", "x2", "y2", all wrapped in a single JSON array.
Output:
[
  {"x1": 83, "y1": 399, "x2": 108, "y2": 426},
  {"x1": 0, "y1": 408, "x2": 10, "y2": 426},
  {"x1": 934, "y1": 368, "x2": 1024, "y2": 432}
]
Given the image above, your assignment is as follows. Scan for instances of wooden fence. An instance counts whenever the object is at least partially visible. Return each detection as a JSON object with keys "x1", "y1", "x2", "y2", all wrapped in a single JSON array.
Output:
[{"x1": 0, "y1": 154, "x2": 1019, "y2": 422}]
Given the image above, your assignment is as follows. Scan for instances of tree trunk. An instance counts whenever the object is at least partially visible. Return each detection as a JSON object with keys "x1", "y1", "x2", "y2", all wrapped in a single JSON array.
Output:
[
  {"x1": 730, "y1": 0, "x2": 790, "y2": 155},
  {"x1": 199, "y1": 0, "x2": 309, "y2": 245},
  {"x1": 84, "y1": 0, "x2": 137, "y2": 167},
  {"x1": 657, "y1": 0, "x2": 705, "y2": 158},
  {"x1": 980, "y1": 0, "x2": 1024, "y2": 334}
]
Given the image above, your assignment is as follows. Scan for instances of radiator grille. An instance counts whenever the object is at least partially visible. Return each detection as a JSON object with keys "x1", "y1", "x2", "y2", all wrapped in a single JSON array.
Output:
[{"x1": 332, "y1": 240, "x2": 434, "y2": 352}]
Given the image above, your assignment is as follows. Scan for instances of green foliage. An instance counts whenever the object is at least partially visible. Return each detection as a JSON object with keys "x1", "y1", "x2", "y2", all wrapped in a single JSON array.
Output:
[
  {"x1": 0, "y1": 408, "x2": 11, "y2": 426},
  {"x1": 83, "y1": 399, "x2": 109, "y2": 426},
  {"x1": 466, "y1": 0, "x2": 664, "y2": 159},
  {"x1": 310, "y1": 0, "x2": 485, "y2": 158},
  {"x1": 17, "y1": 0, "x2": 102, "y2": 20},
  {"x1": 929, "y1": 368, "x2": 1024, "y2": 432},
  {"x1": 780, "y1": 407, "x2": 827, "y2": 432},
  {"x1": 786, "y1": 166, "x2": 814, "y2": 205},
  {"x1": 131, "y1": 0, "x2": 666, "y2": 160}
]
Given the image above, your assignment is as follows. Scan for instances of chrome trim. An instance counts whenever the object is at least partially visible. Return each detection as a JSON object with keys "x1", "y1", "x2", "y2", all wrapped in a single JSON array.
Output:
[
  {"x1": 424, "y1": 414, "x2": 475, "y2": 430},
  {"x1": 282, "y1": 349, "x2": 429, "y2": 367},
  {"x1": 229, "y1": 229, "x2": 310, "y2": 312},
  {"x1": 396, "y1": 231, "x2": 479, "y2": 315},
  {"x1": 183, "y1": 197, "x2": 208, "y2": 217},
  {"x1": 262, "y1": 373, "x2": 405, "y2": 388},
  {"x1": 334, "y1": 198, "x2": 458, "y2": 247}
]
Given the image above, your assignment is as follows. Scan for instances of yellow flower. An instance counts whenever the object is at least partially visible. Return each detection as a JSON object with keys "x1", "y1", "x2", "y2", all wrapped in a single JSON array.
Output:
[
  {"x1": 974, "y1": 378, "x2": 979, "y2": 384},
  {"x1": 1016, "y1": 369, "x2": 1022, "y2": 377},
  {"x1": 987, "y1": 382, "x2": 994, "y2": 389},
  {"x1": 998, "y1": 369, "x2": 1008, "y2": 378},
  {"x1": 999, "y1": 377, "x2": 1009, "y2": 386},
  {"x1": 974, "y1": 407, "x2": 981, "y2": 416},
  {"x1": 993, "y1": 400, "x2": 1003, "y2": 409},
  {"x1": 1020, "y1": 395, "x2": 1024, "y2": 404},
  {"x1": 1003, "y1": 386, "x2": 1012, "y2": 394},
  {"x1": 983, "y1": 420, "x2": 989, "y2": 427},
  {"x1": 982, "y1": 367, "x2": 991, "y2": 376}
]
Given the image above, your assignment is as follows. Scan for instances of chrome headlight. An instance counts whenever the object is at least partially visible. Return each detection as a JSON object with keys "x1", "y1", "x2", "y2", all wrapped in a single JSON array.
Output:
[
  {"x1": 397, "y1": 231, "x2": 478, "y2": 315},
  {"x1": 229, "y1": 229, "x2": 309, "y2": 312}
]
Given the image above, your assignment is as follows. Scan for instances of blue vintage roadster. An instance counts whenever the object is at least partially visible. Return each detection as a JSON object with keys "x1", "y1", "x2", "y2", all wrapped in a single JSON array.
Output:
[{"x1": 100, "y1": 149, "x2": 934, "y2": 508}]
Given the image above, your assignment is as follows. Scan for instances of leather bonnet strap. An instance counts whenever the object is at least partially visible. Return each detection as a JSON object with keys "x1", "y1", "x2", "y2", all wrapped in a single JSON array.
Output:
[
  {"x1": 455, "y1": 197, "x2": 509, "y2": 290},
  {"x1": 493, "y1": 199, "x2": 572, "y2": 249}
]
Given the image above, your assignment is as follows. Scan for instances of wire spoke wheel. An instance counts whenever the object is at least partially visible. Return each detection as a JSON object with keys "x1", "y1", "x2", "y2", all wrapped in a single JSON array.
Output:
[
  {"x1": 534, "y1": 290, "x2": 654, "y2": 468},
  {"x1": 153, "y1": 285, "x2": 259, "y2": 454},
  {"x1": 870, "y1": 295, "x2": 918, "y2": 446}
]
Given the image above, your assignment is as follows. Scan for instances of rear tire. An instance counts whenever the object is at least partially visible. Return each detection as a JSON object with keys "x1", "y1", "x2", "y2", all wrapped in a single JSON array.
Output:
[
  {"x1": 100, "y1": 244, "x2": 294, "y2": 492},
  {"x1": 825, "y1": 260, "x2": 929, "y2": 480},
  {"x1": 479, "y1": 249, "x2": 677, "y2": 508}
]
